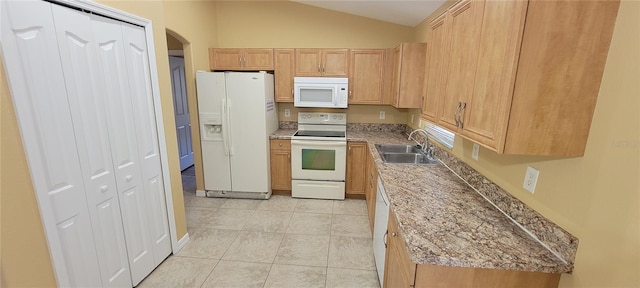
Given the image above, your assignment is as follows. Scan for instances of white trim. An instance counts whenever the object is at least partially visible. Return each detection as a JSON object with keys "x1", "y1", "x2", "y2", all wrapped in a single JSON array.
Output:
[
  {"x1": 175, "y1": 233, "x2": 190, "y2": 253},
  {"x1": 196, "y1": 189, "x2": 206, "y2": 197}
]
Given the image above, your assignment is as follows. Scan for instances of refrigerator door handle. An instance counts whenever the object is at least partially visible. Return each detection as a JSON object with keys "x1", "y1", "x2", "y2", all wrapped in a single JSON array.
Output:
[
  {"x1": 226, "y1": 99, "x2": 234, "y2": 156},
  {"x1": 221, "y1": 98, "x2": 230, "y2": 156}
]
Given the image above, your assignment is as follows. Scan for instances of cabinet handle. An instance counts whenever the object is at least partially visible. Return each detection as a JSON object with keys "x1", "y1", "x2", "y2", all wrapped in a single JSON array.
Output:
[
  {"x1": 287, "y1": 153, "x2": 290, "y2": 159},
  {"x1": 349, "y1": 90, "x2": 352, "y2": 99},
  {"x1": 239, "y1": 56, "x2": 242, "y2": 66},
  {"x1": 391, "y1": 232, "x2": 398, "y2": 237},
  {"x1": 454, "y1": 102, "x2": 461, "y2": 127},
  {"x1": 318, "y1": 64, "x2": 321, "y2": 73},
  {"x1": 322, "y1": 63, "x2": 325, "y2": 73},
  {"x1": 384, "y1": 230, "x2": 388, "y2": 248},
  {"x1": 279, "y1": 143, "x2": 283, "y2": 147},
  {"x1": 459, "y1": 102, "x2": 467, "y2": 129}
]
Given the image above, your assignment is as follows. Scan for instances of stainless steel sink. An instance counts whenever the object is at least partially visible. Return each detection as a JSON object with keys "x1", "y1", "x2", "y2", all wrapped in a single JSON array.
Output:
[
  {"x1": 375, "y1": 144, "x2": 440, "y2": 165},
  {"x1": 374, "y1": 144, "x2": 421, "y2": 153}
]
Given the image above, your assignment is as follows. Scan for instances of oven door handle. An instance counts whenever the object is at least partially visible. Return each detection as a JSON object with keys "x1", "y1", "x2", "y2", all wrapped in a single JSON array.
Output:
[{"x1": 291, "y1": 140, "x2": 346, "y2": 147}]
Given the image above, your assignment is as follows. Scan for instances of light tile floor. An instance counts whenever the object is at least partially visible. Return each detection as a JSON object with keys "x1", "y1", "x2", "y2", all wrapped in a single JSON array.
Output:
[{"x1": 138, "y1": 167, "x2": 380, "y2": 288}]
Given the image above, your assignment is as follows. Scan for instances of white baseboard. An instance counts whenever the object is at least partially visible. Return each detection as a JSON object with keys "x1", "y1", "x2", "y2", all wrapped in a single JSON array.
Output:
[
  {"x1": 174, "y1": 233, "x2": 190, "y2": 253},
  {"x1": 196, "y1": 189, "x2": 206, "y2": 197}
]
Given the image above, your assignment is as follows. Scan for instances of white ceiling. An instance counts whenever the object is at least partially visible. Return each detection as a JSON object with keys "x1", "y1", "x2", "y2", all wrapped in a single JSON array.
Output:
[{"x1": 292, "y1": 0, "x2": 446, "y2": 27}]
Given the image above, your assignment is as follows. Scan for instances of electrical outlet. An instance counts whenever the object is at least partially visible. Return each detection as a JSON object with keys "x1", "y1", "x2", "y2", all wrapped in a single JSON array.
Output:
[
  {"x1": 472, "y1": 143, "x2": 479, "y2": 160},
  {"x1": 410, "y1": 114, "x2": 415, "y2": 124},
  {"x1": 379, "y1": 111, "x2": 385, "y2": 119},
  {"x1": 523, "y1": 166, "x2": 539, "y2": 193},
  {"x1": 284, "y1": 108, "x2": 290, "y2": 117}
]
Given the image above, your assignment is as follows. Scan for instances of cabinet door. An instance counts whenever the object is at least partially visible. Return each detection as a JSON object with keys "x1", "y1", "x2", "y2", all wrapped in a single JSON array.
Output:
[
  {"x1": 382, "y1": 48, "x2": 396, "y2": 105},
  {"x1": 384, "y1": 212, "x2": 417, "y2": 288},
  {"x1": 210, "y1": 48, "x2": 242, "y2": 70},
  {"x1": 461, "y1": 0, "x2": 528, "y2": 151},
  {"x1": 422, "y1": 12, "x2": 449, "y2": 122},
  {"x1": 243, "y1": 48, "x2": 274, "y2": 70},
  {"x1": 365, "y1": 151, "x2": 377, "y2": 234},
  {"x1": 349, "y1": 49, "x2": 384, "y2": 104},
  {"x1": 274, "y1": 49, "x2": 295, "y2": 102},
  {"x1": 390, "y1": 45, "x2": 402, "y2": 107},
  {"x1": 270, "y1": 140, "x2": 292, "y2": 191},
  {"x1": 295, "y1": 48, "x2": 321, "y2": 76},
  {"x1": 346, "y1": 142, "x2": 367, "y2": 196},
  {"x1": 396, "y1": 43, "x2": 427, "y2": 108},
  {"x1": 438, "y1": 0, "x2": 485, "y2": 132},
  {"x1": 322, "y1": 49, "x2": 349, "y2": 77}
]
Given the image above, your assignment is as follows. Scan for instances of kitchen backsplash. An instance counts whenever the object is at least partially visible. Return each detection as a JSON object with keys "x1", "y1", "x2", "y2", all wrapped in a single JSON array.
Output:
[{"x1": 424, "y1": 135, "x2": 579, "y2": 266}]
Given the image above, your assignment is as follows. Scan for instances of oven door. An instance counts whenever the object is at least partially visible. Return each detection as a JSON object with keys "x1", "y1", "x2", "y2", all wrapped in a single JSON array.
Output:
[{"x1": 291, "y1": 139, "x2": 346, "y2": 181}]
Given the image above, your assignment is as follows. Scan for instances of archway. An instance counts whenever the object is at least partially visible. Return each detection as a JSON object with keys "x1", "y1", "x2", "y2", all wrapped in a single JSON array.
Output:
[{"x1": 165, "y1": 29, "x2": 202, "y2": 198}]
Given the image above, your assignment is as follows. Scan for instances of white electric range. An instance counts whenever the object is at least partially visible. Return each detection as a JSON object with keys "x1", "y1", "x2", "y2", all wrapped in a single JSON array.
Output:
[{"x1": 290, "y1": 112, "x2": 347, "y2": 200}]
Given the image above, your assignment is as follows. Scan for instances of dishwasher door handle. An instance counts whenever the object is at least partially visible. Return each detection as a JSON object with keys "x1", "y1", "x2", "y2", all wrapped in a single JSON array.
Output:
[{"x1": 383, "y1": 230, "x2": 388, "y2": 248}]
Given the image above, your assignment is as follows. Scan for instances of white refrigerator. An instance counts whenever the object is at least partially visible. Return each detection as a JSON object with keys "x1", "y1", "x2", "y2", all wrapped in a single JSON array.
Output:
[{"x1": 196, "y1": 71, "x2": 278, "y2": 199}]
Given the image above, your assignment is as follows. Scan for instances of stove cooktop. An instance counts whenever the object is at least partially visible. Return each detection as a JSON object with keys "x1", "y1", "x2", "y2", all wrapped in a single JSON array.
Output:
[{"x1": 293, "y1": 130, "x2": 346, "y2": 138}]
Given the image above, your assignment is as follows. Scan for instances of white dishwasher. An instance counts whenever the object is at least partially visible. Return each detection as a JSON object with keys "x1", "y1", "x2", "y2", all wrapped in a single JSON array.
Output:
[{"x1": 373, "y1": 177, "x2": 390, "y2": 285}]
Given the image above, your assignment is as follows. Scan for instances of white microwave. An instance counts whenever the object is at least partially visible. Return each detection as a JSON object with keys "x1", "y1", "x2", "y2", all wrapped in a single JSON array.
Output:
[{"x1": 294, "y1": 77, "x2": 348, "y2": 108}]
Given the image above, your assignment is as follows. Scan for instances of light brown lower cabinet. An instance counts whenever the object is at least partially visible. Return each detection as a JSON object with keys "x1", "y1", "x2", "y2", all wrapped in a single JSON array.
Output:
[
  {"x1": 384, "y1": 211, "x2": 561, "y2": 288},
  {"x1": 346, "y1": 141, "x2": 367, "y2": 198},
  {"x1": 270, "y1": 139, "x2": 291, "y2": 193},
  {"x1": 365, "y1": 149, "x2": 377, "y2": 234}
]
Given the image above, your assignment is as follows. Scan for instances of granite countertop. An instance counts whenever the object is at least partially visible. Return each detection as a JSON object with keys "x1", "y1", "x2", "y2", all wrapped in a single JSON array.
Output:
[{"x1": 271, "y1": 129, "x2": 571, "y2": 274}]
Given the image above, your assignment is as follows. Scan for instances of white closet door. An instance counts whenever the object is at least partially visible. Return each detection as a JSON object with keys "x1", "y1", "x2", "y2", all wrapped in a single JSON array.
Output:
[
  {"x1": 121, "y1": 23, "x2": 172, "y2": 263},
  {"x1": 50, "y1": 5, "x2": 132, "y2": 288},
  {"x1": 90, "y1": 15, "x2": 155, "y2": 285},
  {"x1": 0, "y1": 1, "x2": 102, "y2": 287}
]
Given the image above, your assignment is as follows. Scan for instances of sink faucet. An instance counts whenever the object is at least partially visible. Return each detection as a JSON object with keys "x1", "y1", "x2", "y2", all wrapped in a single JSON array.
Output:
[{"x1": 408, "y1": 129, "x2": 432, "y2": 157}]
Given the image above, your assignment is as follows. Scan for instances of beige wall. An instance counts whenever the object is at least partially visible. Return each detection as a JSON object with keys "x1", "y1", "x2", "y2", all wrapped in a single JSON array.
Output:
[
  {"x1": 417, "y1": 1, "x2": 640, "y2": 286},
  {"x1": 214, "y1": 1, "x2": 414, "y2": 49},
  {"x1": 163, "y1": 0, "x2": 219, "y2": 204},
  {"x1": 278, "y1": 103, "x2": 408, "y2": 124}
]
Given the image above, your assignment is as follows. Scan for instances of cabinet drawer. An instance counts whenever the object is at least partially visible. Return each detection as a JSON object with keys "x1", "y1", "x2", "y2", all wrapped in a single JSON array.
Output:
[{"x1": 271, "y1": 139, "x2": 291, "y2": 150}]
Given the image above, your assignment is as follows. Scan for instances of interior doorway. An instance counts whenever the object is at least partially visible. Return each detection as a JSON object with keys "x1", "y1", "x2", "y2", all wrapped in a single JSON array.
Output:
[{"x1": 166, "y1": 32, "x2": 196, "y2": 193}]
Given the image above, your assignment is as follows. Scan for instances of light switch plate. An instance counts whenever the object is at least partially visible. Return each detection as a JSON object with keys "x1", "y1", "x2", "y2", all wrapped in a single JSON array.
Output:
[
  {"x1": 523, "y1": 166, "x2": 539, "y2": 193},
  {"x1": 379, "y1": 111, "x2": 385, "y2": 120},
  {"x1": 472, "y1": 143, "x2": 479, "y2": 160},
  {"x1": 284, "y1": 108, "x2": 290, "y2": 117}
]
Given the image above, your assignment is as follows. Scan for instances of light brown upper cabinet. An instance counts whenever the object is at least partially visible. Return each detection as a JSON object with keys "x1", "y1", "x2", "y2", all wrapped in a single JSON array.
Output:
[
  {"x1": 436, "y1": 0, "x2": 485, "y2": 132},
  {"x1": 274, "y1": 49, "x2": 295, "y2": 102},
  {"x1": 428, "y1": 0, "x2": 619, "y2": 157},
  {"x1": 421, "y1": 12, "x2": 449, "y2": 122},
  {"x1": 387, "y1": 43, "x2": 427, "y2": 109},
  {"x1": 348, "y1": 49, "x2": 384, "y2": 104},
  {"x1": 209, "y1": 48, "x2": 274, "y2": 71},
  {"x1": 295, "y1": 49, "x2": 349, "y2": 77}
]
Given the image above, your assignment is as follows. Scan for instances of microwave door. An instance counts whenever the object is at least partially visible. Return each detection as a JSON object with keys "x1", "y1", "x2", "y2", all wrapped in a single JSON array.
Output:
[{"x1": 295, "y1": 85, "x2": 336, "y2": 107}]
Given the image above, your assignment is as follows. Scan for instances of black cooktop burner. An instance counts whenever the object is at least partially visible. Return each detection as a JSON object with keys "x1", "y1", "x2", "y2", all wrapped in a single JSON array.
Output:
[{"x1": 294, "y1": 130, "x2": 346, "y2": 137}]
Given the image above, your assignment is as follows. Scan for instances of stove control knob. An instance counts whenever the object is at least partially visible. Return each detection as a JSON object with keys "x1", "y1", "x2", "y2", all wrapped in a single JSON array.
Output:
[
  {"x1": 332, "y1": 115, "x2": 337, "y2": 119},
  {"x1": 339, "y1": 115, "x2": 344, "y2": 120}
]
